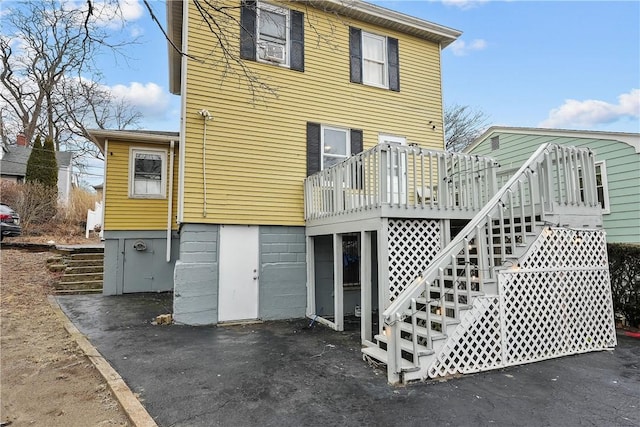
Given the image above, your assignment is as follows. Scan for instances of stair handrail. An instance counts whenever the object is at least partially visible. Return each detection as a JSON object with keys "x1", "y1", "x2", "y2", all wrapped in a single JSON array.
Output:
[{"x1": 382, "y1": 142, "x2": 595, "y2": 323}]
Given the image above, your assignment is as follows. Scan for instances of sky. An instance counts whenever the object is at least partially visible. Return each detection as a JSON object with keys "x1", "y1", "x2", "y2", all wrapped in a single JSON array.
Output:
[
  {"x1": 11, "y1": 0, "x2": 635, "y2": 183},
  {"x1": 97, "y1": 0, "x2": 640, "y2": 136}
]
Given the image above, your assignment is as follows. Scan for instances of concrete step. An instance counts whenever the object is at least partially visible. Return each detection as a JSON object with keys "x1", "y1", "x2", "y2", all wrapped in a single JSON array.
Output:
[
  {"x1": 66, "y1": 265, "x2": 104, "y2": 274},
  {"x1": 69, "y1": 253, "x2": 104, "y2": 261},
  {"x1": 53, "y1": 288, "x2": 103, "y2": 295},
  {"x1": 67, "y1": 259, "x2": 103, "y2": 268},
  {"x1": 54, "y1": 280, "x2": 103, "y2": 291},
  {"x1": 58, "y1": 272, "x2": 104, "y2": 284}
]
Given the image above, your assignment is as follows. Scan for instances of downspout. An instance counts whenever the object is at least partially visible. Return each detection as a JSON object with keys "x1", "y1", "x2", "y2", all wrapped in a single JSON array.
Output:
[
  {"x1": 166, "y1": 140, "x2": 176, "y2": 262},
  {"x1": 101, "y1": 138, "x2": 108, "y2": 241},
  {"x1": 438, "y1": 42, "x2": 446, "y2": 151},
  {"x1": 199, "y1": 109, "x2": 212, "y2": 217}
]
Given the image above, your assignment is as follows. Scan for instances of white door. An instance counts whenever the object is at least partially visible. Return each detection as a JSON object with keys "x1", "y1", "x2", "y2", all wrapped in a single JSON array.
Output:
[
  {"x1": 218, "y1": 225, "x2": 259, "y2": 322},
  {"x1": 379, "y1": 134, "x2": 407, "y2": 204}
]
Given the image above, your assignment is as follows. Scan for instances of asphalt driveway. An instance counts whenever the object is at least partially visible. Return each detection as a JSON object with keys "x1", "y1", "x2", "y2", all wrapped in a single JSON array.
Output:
[{"x1": 57, "y1": 293, "x2": 640, "y2": 427}]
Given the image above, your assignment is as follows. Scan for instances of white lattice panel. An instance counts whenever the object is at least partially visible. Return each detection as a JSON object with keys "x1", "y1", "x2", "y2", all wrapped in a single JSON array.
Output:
[
  {"x1": 387, "y1": 219, "x2": 440, "y2": 301},
  {"x1": 429, "y1": 297, "x2": 503, "y2": 377},
  {"x1": 521, "y1": 227, "x2": 609, "y2": 269},
  {"x1": 427, "y1": 228, "x2": 616, "y2": 378}
]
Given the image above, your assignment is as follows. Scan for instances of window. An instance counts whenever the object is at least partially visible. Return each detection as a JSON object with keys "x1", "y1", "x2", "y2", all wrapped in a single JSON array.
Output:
[
  {"x1": 257, "y1": 4, "x2": 289, "y2": 65},
  {"x1": 491, "y1": 136, "x2": 500, "y2": 151},
  {"x1": 595, "y1": 161, "x2": 611, "y2": 213},
  {"x1": 129, "y1": 148, "x2": 166, "y2": 198},
  {"x1": 349, "y1": 27, "x2": 400, "y2": 91},
  {"x1": 240, "y1": 1, "x2": 304, "y2": 71},
  {"x1": 577, "y1": 160, "x2": 610, "y2": 214},
  {"x1": 322, "y1": 126, "x2": 350, "y2": 170},
  {"x1": 306, "y1": 123, "x2": 363, "y2": 176},
  {"x1": 362, "y1": 32, "x2": 387, "y2": 87}
]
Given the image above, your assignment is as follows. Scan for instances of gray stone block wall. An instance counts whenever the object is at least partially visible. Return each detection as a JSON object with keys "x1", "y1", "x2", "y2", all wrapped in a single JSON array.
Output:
[
  {"x1": 173, "y1": 224, "x2": 219, "y2": 325},
  {"x1": 259, "y1": 226, "x2": 307, "y2": 320}
]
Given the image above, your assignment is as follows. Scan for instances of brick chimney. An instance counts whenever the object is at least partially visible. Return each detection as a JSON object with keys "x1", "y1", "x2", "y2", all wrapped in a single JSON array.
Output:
[{"x1": 16, "y1": 133, "x2": 27, "y2": 147}]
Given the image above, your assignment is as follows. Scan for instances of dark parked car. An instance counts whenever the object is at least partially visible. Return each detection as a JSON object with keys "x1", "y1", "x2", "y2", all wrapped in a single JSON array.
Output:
[{"x1": 0, "y1": 204, "x2": 21, "y2": 240}]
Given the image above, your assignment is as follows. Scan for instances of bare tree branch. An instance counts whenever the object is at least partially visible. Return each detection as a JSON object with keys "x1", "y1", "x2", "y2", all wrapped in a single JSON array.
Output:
[{"x1": 444, "y1": 104, "x2": 490, "y2": 152}]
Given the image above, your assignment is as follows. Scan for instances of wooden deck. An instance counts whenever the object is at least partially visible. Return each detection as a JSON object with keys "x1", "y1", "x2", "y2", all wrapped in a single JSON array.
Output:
[{"x1": 304, "y1": 144, "x2": 500, "y2": 235}]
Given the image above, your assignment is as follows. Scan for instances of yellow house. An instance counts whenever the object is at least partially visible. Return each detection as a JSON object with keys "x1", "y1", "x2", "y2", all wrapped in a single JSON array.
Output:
[
  {"x1": 94, "y1": 1, "x2": 615, "y2": 384},
  {"x1": 166, "y1": 0, "x2": 463, "y2": 327}
]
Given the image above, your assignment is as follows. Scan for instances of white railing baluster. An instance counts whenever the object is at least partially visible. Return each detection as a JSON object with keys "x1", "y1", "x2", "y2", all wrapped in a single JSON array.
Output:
[
  {"x1": 519, "y1": 179, "x2": 526, "y2": 245},
  {"x1": 410, "y1": 298, "x2": 419, "y2": 366}
]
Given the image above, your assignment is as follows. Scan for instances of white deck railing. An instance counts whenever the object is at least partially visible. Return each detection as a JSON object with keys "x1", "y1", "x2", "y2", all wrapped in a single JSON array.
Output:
[
  {"x1": 380, "y1": 143, "x2": 600, "y2": 377},
  {"x1": 304, "y1": 144, "x2": 499, "y2": 221}
]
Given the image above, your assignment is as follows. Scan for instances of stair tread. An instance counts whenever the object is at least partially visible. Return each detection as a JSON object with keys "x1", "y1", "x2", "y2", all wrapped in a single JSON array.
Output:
[
  {"x1": 361, "y1": 346, "x2": 417, "y2": 371},
  {"x1": 375, "y1": 334, "x2": 434, "y2": 356},
  {"x1": 398, "y1": 322, "x2": 447, "y2": 341},
  {"x1": 402, "y1": 310, "x2": 463, "y2": 325}
]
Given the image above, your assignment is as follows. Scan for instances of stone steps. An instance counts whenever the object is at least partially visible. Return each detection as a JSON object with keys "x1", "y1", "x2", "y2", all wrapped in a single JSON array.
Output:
[{"x1": 48, "y1": 247, "x2": 104, "y2": 294}]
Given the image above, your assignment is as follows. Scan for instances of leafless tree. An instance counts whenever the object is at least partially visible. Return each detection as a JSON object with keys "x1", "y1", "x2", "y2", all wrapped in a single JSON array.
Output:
[
  {"x1": 0, "y1": 0, "x2": 139, "y2": 156},
  {"x1": 444, "y1": 104, "x2": 490, "y2": 152}
]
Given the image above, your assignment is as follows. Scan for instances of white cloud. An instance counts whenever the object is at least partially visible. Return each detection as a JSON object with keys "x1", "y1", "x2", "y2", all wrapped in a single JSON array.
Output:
[
  {"x1": 450, "y1": 39, "x2": 487, "y2": 56},
  {"x1": 442, "y1": 0, "x2": 489, "y2": 10},
  {"x1": 539, "y1": 89, "x2": 640, "y2": 129},
  {"x1": 61, "y1": 0, "x2": 144, "y2": 28},
  {"x1": 108, "y1": 82, "x2": 170, "y2": 117}
]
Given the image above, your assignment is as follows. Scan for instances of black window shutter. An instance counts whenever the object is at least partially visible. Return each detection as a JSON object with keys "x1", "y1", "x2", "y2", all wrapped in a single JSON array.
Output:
[
  {"x1": 349, "y1": 27, "x2": 362, "y2": 84},
  {"x1": 387, "y1": 37, "x2": 400, "y2": 92},
  {"x1": 240, "y1": 0, "x2": 257, "y2": 61},
  {"x1": 307, "y1": 122, "x2": 321, "y2": 176},
  {"x1": 290, "y1": 10, "x2": 304, "y2": 72},
  {"x1": 350, "y1": 129, "x2": 363, "y2": 154}
]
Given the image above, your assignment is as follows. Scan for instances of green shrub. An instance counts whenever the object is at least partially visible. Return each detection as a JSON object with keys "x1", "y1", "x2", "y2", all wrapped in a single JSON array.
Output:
[{"x1": 608, "y1": 243, "x2": 640, "y2": 328}]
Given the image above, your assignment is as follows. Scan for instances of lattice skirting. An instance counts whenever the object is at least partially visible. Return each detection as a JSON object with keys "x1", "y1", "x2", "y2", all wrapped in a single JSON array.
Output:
[
  {"x1": 387, "y1": 219, "x2": 440, "y2": 302},
  {"x1": 428, "y1": 228, "x2": 616, "y2": 378}
]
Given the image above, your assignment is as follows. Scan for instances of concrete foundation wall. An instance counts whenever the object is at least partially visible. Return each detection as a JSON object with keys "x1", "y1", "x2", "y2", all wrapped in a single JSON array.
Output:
[
  {"x1": 103, "y1": 230, "x2": 179, "y2": 295},
  {"x1": 259, "y1": 226, "x2": 307, "y2": 320},
  {"x1": 173, "y1": 224, "x2": 219, "y2": 325}
]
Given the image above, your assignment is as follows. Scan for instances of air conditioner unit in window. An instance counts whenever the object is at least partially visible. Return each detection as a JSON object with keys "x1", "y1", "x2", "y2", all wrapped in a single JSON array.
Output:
[{"x1": 260, "y1": 42, "x2": 286, "y2": 63}]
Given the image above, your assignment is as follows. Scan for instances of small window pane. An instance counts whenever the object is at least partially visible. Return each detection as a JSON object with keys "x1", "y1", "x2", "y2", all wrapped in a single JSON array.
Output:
[
  {"x1": 260, "y1": 9, "x2": 286, "y2": 41},
  {"x1": 364, "y1": 60, "x2": 384, "y2": 86},
  {"x1": 363, "y1": 34, "x2": 384, "y2": 62},
  {"x1": 323, "y1": 129, "x2": 347, "y2": 155},
  {"x1": 323, "y1": 156, "x2": 344, "y2": 169},
  {"x1": 135, "y1": 153, "x2": 162, "y2": 181}
]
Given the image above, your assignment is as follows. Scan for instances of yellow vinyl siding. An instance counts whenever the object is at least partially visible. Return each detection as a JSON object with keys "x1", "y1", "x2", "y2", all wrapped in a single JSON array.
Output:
[
  {"x1": 182, "y1": 1, "x2": 445, "y2": 226},
  {"x1": 104, "y1": 140, "x2": 179, "y2": 231}
]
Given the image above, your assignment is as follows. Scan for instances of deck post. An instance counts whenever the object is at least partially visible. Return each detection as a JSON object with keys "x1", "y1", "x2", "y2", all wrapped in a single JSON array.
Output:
[
  {"x1": 333, "y1": 233, "x2": 344, "y2": 331},
  {"x1": 360, "y1": 230, "x2": 372, "y2": 344},
  {"x1": 305, "y1": 235, "x2": 315, "y2": 317},
  {"x1": 377, "y1": 219, "x2": 390, "y2": 334}
]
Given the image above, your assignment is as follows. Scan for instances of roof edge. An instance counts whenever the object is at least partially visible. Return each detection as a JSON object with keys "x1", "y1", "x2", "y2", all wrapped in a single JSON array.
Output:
[
  {"x1": 467, "y1": 126, "x2": 640, "y2": 154},
  {"x1": 88, "y1": 129, "x2": 180, "y2": 154},
  {"x1": 310, "y1": 0, "x2": 461, "y2": 47}
]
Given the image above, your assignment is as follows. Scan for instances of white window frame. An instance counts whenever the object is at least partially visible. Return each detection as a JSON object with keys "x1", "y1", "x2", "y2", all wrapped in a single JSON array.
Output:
[
  {"x1": 595, "y1": 160, "x2": 611, "y2": 214},
  {"x1": 362, "y1": 31, "x2": 388, "y2": 89},
  {"x1": 321, "y1": 125, "x2": 350, "y2": 170},
  {"x1": 256, "y1": 2, "x2": 290, "y2": 68},
  {"x1": 129, "y1": 147, "x2": 167, "y2": 199}
]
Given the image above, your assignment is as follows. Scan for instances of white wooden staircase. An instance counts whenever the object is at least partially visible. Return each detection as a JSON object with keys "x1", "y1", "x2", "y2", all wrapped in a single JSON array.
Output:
[{"x1": 362, "y1": 143, "x2": 617, "y2": 384}]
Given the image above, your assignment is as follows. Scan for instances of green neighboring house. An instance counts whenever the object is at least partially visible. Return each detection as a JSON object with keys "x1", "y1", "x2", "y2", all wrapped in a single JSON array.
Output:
[{"x1": 466, "y1": 127, "x2": 640, "y2": 244}]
